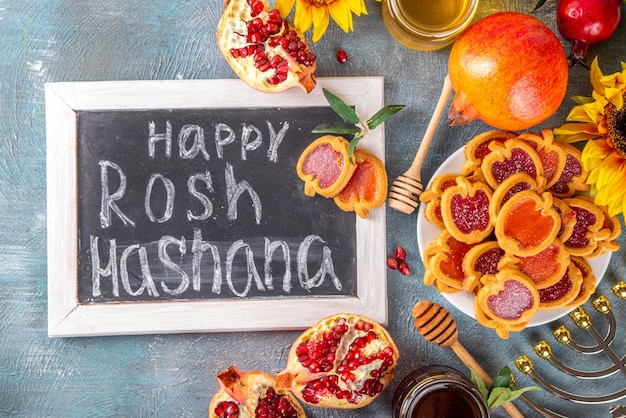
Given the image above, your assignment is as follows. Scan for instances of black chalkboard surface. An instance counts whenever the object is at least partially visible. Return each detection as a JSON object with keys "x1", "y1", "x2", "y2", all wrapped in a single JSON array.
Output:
[
  {"x1": 46, "y1": 78, "x2": 386, "y2": 337},
  {"x1": 76, "y1": 107, "x2": 356, "y2": 303}
]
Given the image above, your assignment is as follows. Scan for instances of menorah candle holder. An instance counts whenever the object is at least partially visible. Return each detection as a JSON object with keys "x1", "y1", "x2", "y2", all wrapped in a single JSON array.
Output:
[{"x1": 513, "y1": 280, "x2": 626, "y2": 415}]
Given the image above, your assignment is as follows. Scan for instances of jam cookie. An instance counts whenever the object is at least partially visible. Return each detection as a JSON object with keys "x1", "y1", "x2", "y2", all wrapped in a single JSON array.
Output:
[
  {"x1": 420, "y1": 173, "x2": 459, "y2": 229},
  {"x1": 562, "y1": 197, "x2": 612, "y2": 257},
  {"x1": 500, "y1": 239, "x2": 570, "y2": 290},
  {"x1": 440, "y1": 177, "x2": 494, "y2": 244},
  {"x1": 481, "y1": 138, "x2": 545, "y2": 191},
  {"x1": 489, "y1": 172, "x2": 546, "y2": 222},
  {"x1": 333, "y1": 148, "x2": 387, "y2": 218},
  {"x1": 537, "y1": 262, "x2": 583, "y2": 311},
  {"x1": 296, "y1": 135, "x2": 356, "y2": 198},
  {"x1": 462, "y1": 241, "x2": 505, "y2": 293},
  {"x1": 548, "y1": 142, "x2": 589, "y2": 198},
  {"x1": 462, "y1": 130, "x2": 518, "y2": 178},
  {"x1": 476, "y1": 269, "x2": 540, "y2": 339},
  {"x1": 495, "y1": 190, "x2": 561, "y2": 257}
]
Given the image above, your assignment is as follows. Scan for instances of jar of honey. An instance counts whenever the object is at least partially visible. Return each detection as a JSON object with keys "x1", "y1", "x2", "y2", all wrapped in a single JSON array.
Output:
[
  {"x1": 393, "y1": 365, "x2": 490, "y2": 418},
  {"x1": 382, "y1": 0, "x2": 479, "y2": 51}
]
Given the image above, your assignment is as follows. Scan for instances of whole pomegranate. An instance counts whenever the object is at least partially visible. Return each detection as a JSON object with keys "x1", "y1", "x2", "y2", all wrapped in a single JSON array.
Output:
[
  {"x1": 216, "y1": 0, "x2": 317, "y2": 93},
  {"x1": 557, "y1": 0, "x2": 622, "y2": 68},
  {"x1": 276, "y1": 314, "x2": 399, "y2": 409},
  {"x1": 208, "y1": 366, "x2": 306, "y2": 418},
  {"x1": 448, "y1": 12, "x2": 569, "y2": 131}
]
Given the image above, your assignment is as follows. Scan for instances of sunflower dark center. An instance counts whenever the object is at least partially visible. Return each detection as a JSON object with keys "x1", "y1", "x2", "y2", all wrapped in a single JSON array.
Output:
[{"x1": 607, "y1": 95, "x2": 626, "y2": 158}]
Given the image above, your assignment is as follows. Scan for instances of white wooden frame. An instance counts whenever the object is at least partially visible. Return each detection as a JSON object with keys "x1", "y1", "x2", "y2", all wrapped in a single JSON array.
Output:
[{"x1": 46, "y1": 78, "x2": 387, "y2": 337}]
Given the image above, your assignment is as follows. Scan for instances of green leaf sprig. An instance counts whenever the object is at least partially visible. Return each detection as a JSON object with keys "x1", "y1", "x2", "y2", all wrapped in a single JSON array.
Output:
[
  {"x1": 471, "y1": 366, "x2": 540, "y2": 411},
  {"x1": 313, "y1": 89, "x2": 405, "y2": 164}
]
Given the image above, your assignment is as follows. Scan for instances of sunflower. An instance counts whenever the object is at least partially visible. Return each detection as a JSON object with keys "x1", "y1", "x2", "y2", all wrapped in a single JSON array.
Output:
[
  {"x1": 554, "y1": 57, "x2": 626, "y2": 218},
  {"x1": 275, "y1": 0, "x2": 367, "y2": 42}
]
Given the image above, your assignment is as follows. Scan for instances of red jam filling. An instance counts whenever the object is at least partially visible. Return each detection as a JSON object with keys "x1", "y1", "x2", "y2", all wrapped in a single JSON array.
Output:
[
  {"x1": 487, "y1": 279, "x2": 533, "y2": 320},
  {"x1": 490, "y1": 148, "x2": 538, "y2": 183},
  {"x1": 302, "y1": 144, "x2": 344, "y2": 189},
  {"x1": 450, "y1": 190, "x2": 491, "y2": 233}
]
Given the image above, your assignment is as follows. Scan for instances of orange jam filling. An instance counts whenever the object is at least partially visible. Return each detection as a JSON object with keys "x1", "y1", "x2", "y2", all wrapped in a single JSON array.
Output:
[{"x1": 504, "y1": 199, "x2": 555, "y2": 248}]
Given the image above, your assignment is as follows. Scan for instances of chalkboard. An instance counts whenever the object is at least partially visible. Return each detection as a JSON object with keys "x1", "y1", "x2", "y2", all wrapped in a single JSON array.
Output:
[{"x1": 46, "y1": 78, "x2": 387, "y2": 337}]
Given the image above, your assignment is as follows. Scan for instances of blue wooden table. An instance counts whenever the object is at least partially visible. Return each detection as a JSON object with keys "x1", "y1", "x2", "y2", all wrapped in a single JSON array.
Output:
[{"x1": 1, "y1": 0, "x2": 625, "y2": 417}]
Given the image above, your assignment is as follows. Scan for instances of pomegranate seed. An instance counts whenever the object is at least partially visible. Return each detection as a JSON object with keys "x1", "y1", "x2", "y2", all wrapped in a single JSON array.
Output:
[
  {"x1": 398, "y1": 262, "x2": 411, "y2": 276},
  {"x1": 387, "y1": 257, "x2": 398, "y2": 270},
  {"x1": 336, "y1": 49, "x2": 348, "y2": 63},
  {"x1": 214, "y1": 400, "x2": 239, "y2": 418},
  {"x1": 395, "y1": 246, "x2": 406, "y2": 261}
]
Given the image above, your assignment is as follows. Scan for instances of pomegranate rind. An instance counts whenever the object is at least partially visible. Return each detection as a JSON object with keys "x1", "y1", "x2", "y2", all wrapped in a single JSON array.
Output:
[
  {"x1": 216, "y1": 0, "x2": 317, "y2": 94},
  {"x1": 333, "y1": 148, "x2": 388, "y2": 218},
  {"x1": 448, "y1": 12, "x2": 568, "y2": 130},
  {"x1": 209, "y1": 366, "x2": 306, "y2": 418},
  {"x1": 277, "y1": 313, "x2": 399, "y2": 409},
  {"x1": 296, "y1": 135, "x2": 356, "y2": 198}
]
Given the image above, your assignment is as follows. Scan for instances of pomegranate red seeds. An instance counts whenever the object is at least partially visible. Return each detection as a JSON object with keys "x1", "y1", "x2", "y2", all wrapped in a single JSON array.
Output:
[
  {"x1": 420, "y1": 128, "x2": 620, "y2": 339},
  {"x1": 216, "y1": 0, "x2": 317, "y2": 93},
  {"x1": 277, "y1": 314, "x2": 399, "y2": 409},
  {"x1": 336, "y1": 49, "x2": 348, "y2": 63},
  {"x1": 388, "y1": 246, "x2": 411, "y2": 275},
  {"x1": 209, "y1": 366, "x2": 306, "y2": 418}
]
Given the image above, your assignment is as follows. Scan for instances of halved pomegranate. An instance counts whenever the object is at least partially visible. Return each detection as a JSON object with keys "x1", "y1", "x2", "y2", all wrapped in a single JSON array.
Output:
[
  {"x1": 209, "y1": 366, "x2": 306, "y2": 418},
  {"x1": 216, "y1": 0, "x2": 317, "y2": 93},
  {"x1": 276, "y1": 314, "x2": 399, "y2": 409}
]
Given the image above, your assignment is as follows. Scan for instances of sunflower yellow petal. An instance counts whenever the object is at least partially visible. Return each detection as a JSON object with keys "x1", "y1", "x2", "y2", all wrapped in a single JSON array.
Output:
[
  {"x1": 566, "y1": 105, "x2": 594, "y2": 123},
  {"x1": 589, "y1": 57, "x2": 605, "y2": 95},
  {"x1": 311, "y1": 5, "x2": 330, "y2": 42},
  {"x1": 275, "y1": 0, "x2": 296, "y2": 18},
  {"x1": 554, "y1": 122, "x2": 600, "y2": 135},
  {"x1": 605, "y1": 86, "x2": 624, "y2": 110},
  {"x1": 329, "y1": 1, "x2": 352, "y2": 32},
  {"x1": 293, "y1": 0, "x2": 313, "y2": 33}
]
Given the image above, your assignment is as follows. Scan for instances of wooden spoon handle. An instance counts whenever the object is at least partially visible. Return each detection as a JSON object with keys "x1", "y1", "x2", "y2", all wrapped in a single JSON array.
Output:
[
  {"x1": 451, "y1": 342, "x2": 525, "y2": 418},
  {"x1": 404, "y1": 74, "x2": 453, "y2": 178}
]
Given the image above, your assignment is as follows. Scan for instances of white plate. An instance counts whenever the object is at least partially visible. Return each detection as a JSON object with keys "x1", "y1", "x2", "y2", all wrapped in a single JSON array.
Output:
[{"x1": 416, "y1": 147, "x2": 611, "y2": 327}]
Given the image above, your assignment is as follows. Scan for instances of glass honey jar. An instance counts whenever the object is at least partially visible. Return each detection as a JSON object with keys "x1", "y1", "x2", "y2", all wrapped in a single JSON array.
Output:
[
  {"x1": 382, "y1": 0, "x2": 479, "y2": 51},
  {"x1": 393, "y1": 365, "x2": 490, "y2": 418}
]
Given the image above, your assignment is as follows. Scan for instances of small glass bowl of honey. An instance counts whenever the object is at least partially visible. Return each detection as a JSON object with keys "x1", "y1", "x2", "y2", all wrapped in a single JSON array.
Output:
[
  {"x1": 382, "y1": 0, "x2": 479, "y2": 51},
  {"x1": 393, "y1": 365, "x2": 490, "y2": 418}
]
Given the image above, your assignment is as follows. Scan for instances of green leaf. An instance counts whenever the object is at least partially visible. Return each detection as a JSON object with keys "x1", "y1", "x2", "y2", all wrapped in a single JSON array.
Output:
[
  {"x1": 491, "y1": 366, "x2": 512, "y2": 389},
  {"x1": 507, "y1": 386, "x2": 541, "y2": 404},
  {"x1": 348, "y1": 135, "x2": 363, "y2": 165},
  {"x1": 572, "y1": 95, "x2": 595, "y2": 105},
  {"x1": 470, "y1": 369, "x2": 489, "y2": 401},
  {"x1": 531, "y1": 0, "x2": 548, "y2": 11},
  {"x1": 312, "y1": 122, "x2": 361, "y2": 135},
  {"x1": 323, "y1": 89, "x2": 359, "y2": 125},
  {"x1": 488, "y1": 387, "x2": 512, "y2": 410},
  {"x1": 366, "y1": 105, "x2": 405, "y2": 130}
]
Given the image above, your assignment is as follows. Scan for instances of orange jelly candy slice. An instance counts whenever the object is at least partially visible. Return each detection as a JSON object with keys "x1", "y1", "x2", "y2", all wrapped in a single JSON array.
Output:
[
  {"x1": 495, "y1": 190, "x2": 560, "y2": 257},
  {"x1": 334, "y1": 148, "x2": 387, "y2": 218}
]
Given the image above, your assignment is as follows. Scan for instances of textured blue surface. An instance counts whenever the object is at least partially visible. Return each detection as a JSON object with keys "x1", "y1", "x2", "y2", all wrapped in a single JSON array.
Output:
[{"x1": 1, "y1": 0, "x2": 626, "y2": 417}]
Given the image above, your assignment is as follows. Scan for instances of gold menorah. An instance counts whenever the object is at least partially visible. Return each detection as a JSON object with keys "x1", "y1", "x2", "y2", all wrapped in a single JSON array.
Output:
[{"x1": 512, "y1": 280, "x2": 626, "y2": 417}]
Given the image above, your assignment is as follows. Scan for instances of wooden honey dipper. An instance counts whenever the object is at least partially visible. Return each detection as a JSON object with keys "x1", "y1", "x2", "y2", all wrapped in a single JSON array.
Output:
[
  {"x1": 412, "y1": 300, "x2": 525, "y2": 418},
  {"x1": 387, "y1": 75, "x2": 453, "y2": 214}
]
